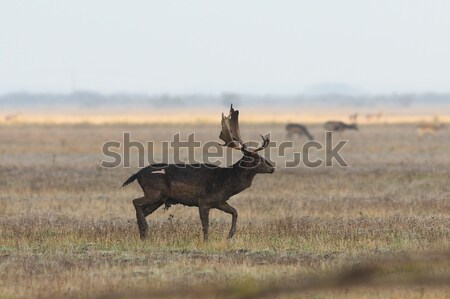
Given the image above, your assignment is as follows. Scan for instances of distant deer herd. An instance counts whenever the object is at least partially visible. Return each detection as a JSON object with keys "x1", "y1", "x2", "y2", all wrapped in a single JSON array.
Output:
[{"x1": 122, "y1": 105, "x2": 447, "y2": 240}]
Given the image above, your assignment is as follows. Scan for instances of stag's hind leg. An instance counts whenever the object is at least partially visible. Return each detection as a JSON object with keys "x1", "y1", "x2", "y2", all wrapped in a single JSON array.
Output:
[
  {"x1": 217, "y1": 203, "x2": 238, "y2": 239},
  {"x1": 133, "y1": 193, "x2": 163, "y2": 239}
]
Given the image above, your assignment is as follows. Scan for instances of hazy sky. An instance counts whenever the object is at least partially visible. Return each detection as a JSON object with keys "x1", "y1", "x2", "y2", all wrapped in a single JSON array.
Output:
[{"x1": 1, "y1": 1, "x2": 450, "y2": 94}]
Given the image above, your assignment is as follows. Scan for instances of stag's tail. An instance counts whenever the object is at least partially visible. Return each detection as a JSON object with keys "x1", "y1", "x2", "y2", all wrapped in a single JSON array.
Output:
[
  {"x1": 122, "y1": 164, "x2": 168, "y2": 188},
  {"x1": 122, "y1": 173, "x2": 138, "y2": 188}
]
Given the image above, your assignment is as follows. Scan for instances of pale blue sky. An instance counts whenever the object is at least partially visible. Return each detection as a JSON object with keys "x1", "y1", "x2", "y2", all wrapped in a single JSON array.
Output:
[{"x1": 1, "y1": 1, "x2": 449, "y2": 94}]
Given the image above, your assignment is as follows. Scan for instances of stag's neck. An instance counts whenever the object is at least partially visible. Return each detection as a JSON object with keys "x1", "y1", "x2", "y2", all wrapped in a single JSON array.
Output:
[{"x1": 222, "y1": 162, "x2": 257, "y2": 196}]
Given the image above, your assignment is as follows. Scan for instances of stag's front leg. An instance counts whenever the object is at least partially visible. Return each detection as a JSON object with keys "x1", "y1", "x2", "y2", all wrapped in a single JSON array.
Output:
[
  {"x1": 198, "y1": 205, "x2": 211, "y2": 241},
  {"x1": 217, "y1": 203, "x2": 238, "y2": 239}
]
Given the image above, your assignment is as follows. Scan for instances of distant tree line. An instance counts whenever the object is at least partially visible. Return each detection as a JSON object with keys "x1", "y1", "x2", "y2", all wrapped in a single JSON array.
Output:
[{"x1": 0, "y1": 91, "x2": 449, "y2": 108}]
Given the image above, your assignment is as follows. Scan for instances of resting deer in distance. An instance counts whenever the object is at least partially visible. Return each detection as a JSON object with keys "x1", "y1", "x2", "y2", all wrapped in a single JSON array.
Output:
[
  {"x1": 4, "y1": 112, "x2": 22, "y2": 123},
  {"x1": 324, "y1": 121, "x2": 358, "y2": 132},
  {"x1": 417, "y1": 123, "x2": 445, "y2": 137},
  {"x1": 285, "y1": 123, "x2": 314, "y2": 140},
  {"x1": 122, "y1": 105, "x2": 275, "y2": 241}
]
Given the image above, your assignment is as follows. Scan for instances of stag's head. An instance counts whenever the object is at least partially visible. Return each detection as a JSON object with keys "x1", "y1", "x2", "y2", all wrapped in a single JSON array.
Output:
[{"x1": 219, "y1": 105, "x2": 275, "y2": 174}]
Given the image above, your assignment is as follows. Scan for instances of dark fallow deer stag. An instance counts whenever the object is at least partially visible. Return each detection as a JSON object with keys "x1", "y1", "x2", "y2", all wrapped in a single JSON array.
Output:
[{"x1": 122, "y1": 105, "x2": 275, "y2": 241}]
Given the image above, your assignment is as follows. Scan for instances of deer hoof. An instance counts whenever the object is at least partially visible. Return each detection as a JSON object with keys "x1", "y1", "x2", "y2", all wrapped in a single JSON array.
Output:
[{"x1": 139, "y1": 230, "x2": 148, "y2": 240}]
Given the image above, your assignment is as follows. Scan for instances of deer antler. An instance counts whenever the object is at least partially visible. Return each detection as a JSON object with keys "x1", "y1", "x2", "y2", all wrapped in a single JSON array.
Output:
[
  {"x1": 219, "y1": 105, "x2": 270, "y2": 153},
  {"x1": 251, "y1": 134, "x2": 270, "y2": 152},
  {"x1": 219, "y1": 104, "x2": 244, "y2": 149}
]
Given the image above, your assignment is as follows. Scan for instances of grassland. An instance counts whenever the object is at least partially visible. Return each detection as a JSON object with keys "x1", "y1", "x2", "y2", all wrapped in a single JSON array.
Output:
[{"x1": 0, "y1": 123, "x2": 449, "y2": 298}]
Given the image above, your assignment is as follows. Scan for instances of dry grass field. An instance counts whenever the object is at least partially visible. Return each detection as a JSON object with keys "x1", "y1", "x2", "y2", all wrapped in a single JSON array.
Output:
[{"x1": 0, "y1": 123, "x2": 449, "y2": 298}]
